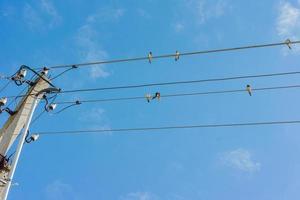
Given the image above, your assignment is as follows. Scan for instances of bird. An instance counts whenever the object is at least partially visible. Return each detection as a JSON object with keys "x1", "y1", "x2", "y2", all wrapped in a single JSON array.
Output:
[
  {"x1": 148, "y1": 52, "x2": 153, "y2": 63},
  {"x1": 246, "y1": 85, "x2": 252, "y2": 96},
  {"x1": 175, "y1": 51, "x2": 180, "y2": 61},
  {"x1": 145, "y1": 94, "x2": 152, "y2": 103},
  {"x1": 152, "y1": 92, "x2": 161, "y2": 100},
  {"x1": 285, "y1": 39, "x2": 292, "y2": 50}
]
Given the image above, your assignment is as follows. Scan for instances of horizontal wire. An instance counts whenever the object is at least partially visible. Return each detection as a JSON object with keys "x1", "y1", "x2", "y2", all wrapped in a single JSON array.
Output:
[
  {"x1": 37, "y1": 40, "x2": 300, "y2": 70},
  {"x1": 55, "y1": 84, "x2": 300, "y2": 105},
  {"x1": 58, "y1": 70, "x2": 300, "y2": 94},
  {"x1": 5, "y1": 70, "x2": 300, "y2": 99},
  {"x1": 36, "y1": 120, "x2": 300, "y2": 135},
  {"x1": 0, "y1": 74, "x2": 11, "y2": 80}
]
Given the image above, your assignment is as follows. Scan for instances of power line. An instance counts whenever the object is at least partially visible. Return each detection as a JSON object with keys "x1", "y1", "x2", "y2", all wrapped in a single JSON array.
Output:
[
  {"x1": 0, "y1": 74, "x2": 10, "y2": 80},
  {"x1": 55, "y1": 84, "x2": 300, "y2": 105},
  {"x1": 36, "y1": 119, "x2": 300, "y2": 135},
  {"x1": 0, "y1": 81, "x2": 12, "y2": 94},
  {"x1": 5, "y1": 70, "x2": 300, "y2": 99},
  {"x1": 59, "y1": 70, "x2": 300, "y2": 94},
  {"x1": 31, "y1": 110, "x2": 46, "y2": 124},
  {"x1": 38, "y1": 40, "x2": 300, "y2": 70}
]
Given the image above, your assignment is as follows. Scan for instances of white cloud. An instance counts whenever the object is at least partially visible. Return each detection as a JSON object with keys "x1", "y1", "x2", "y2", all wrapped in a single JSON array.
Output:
[
  {"x1": 276, "y1": 1, "x2": 300, "y2": 38},
  {"x1": 136, "y1": 8, "x2": 151, "y2": 19},
  {"x1": 75, "y1": 7, "x2": 125, "y2": 79},
  {"x1": 0, "y1": 5, "x2": 15, "y2": 18},
  {"x1": 185, "y1": 0, "x2": 229, "y2": 24},
  {"x1": 173, "y1": 22, "x2": 185, "y2": 32},
  {"x1": 119, "y1": 192, "x2": 159, "y2": 200},
  {"x1": 172, "y1": 0, "x2": 230, "y2": 32},
  {"x1": 40, "y1": 0, "x2": 62, "y2": 28},
  {"x1": 45, "y1": 180, "x2": 76, "y2": 200},
  {"x1": 23, "y1": 3, "x2": 43, "y2": 30},
  {"x1": 75, "y1": 24, "x2": 109, "y2": 79},
  {"x1": 79, "y1": 108, "x2": 111, "y2": 132},
  {"x1": 220, "y1": 148, "x2": 261, "y2": 173},
  {"x1": 86, "y1": 7, "x2": 125, "y2": 23},
  {"x1": 22, "y1": 0, "x2": 62, "y2": 30}
]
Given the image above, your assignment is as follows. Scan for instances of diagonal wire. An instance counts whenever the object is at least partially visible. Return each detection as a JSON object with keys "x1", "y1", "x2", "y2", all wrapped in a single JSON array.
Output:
[
  {"x1": 57, "y1": 71, "x2": 300, "y2": 95},
  {"x1": 55, "y1": 84, "x2": 300, "y2": 105},
  {"x1": 31, "y1": 110, "x2": 46, "y2": 125},
  {"x1": 36, "y1": 119, "x2": 300, "y2": 135},
  {"x1": 0, "y1": 81, "x2": 12, "y2": 94},
  {"x1": 5, "y1": 70, "x2": 300, "y2": 99},
  {"x1": 35, "y1": 40, "x2": 300, "y2": 70},
  {"x1": 50, "y1": 67, "x2": 77, "y2": 81}
]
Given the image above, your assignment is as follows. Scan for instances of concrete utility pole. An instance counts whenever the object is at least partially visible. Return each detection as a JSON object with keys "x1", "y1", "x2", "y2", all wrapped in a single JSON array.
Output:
[{"x1": 0, "y1": 72, "x2": 51, "y2": 200}]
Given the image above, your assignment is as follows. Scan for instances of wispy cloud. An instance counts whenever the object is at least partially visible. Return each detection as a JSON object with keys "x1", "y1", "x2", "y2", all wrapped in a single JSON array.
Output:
[
  {"x1": 0, "y1": 5, "x2": 15, "y2": 18},
  {"x1": 75, "y1": 24, "x2": 109, "y2": 79},
  {"x1": 86, "y1": 7, "x2": 125, "y2": 23},
  {"x1": 40, "y1": 0, "x2": 62, "y2": 28},
  {"x1": 45, "y1": 180, "x2": 77, "y2": 200},
  {"x1": 220, "y1": 148, "x2": 261, "y2": 173},
  {"x1": 173, "y1": 0, "x2": 230, "y2": 32},
  {"x1": 186, "y1": 0, "x2": 229, "y2": 24},
  {"x1": 173, "y1": 22, "x2": 185, "y2": 33},
  {"x1": 119, "y1": 192, "x2": 159, "y2": 200},
  {"x1": 22, "y1": 0, "x2": 62, "y2": 31},
  {"x1": 136, "y1": 8, "x2": 151, "y2": 19},
  {"x1": 79, "y1": 108, "x2": 111, "y2": 131},
  {"x1": 23, "y1": 3, "x2": 43, "y2": 30},
  {"x1": 276, "y1": 1, "x2": 300, "y2": 53},
  {"x1": 75, "y1": 7, "x2": 125, "y2": 79},
  {"x1": 276, "y1": 1, "x2": 300, "y2": 38}
]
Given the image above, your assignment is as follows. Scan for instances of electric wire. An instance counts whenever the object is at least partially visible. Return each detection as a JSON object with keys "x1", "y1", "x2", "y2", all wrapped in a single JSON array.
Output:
[
  {"x1": 6, "y1": 70, "x2": 40, "y2": 108},
  {"x1": 0, "y1": 74, "x2": 11, "y2": 80},
  {"x1": 0, "y1": 81, "x2": 12, "y2": 94},
  {"x1": 60, "y1": 71, "x2": 300, "y2": 95},
  {"x1": 36, "y1": 120, "x2": 300, "y2": 135},
  {"x1": 35, "y1": 40, "x2": 300, "y2": 70},
  {"x1": 5, "y1": 70, "x2": 300, "y2": 99},
  {"x1": 50, "y1": 66, "x2": 77, "y2": 81},
  {"x1": 55, "y1": 84, "x2": 300, "y2": 105},
  {"x1": 31, "y1": 110, "x2": 46, "y2": 125}
]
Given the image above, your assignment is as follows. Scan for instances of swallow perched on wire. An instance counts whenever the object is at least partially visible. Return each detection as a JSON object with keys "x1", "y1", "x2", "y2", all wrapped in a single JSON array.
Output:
[
  {"x1": 246, "y1": 85, "x2": 252, "y2": 96},
  {"x1": 175, "y1": 50, "x2": 180, "y2": 61},
  {"x1": 148, "y1": 52, "x2": 153, "y2": 63},
  {"x1": 285, "y1": 39, "x2": 292, "y2": 50},
  {"x1": 152, "y1": 92, "x2": 161, "y2": 100},
  {"x1": 145, "y1": 94, "x2": 152, "y2": 103}
]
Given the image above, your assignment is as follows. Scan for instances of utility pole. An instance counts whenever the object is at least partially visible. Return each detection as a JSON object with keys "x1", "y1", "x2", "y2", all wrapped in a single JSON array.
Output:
[{"x1": 0, "y1": 67, "x2": 56, "y2": 200}]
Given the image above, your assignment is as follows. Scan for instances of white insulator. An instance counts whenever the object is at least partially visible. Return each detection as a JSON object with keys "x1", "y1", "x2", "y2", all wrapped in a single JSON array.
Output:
[
  {"x1": 18, "y1": 69, "x2": 27, "y2": 79},
  {"x1": 30, "y1": 134, "x2": 40, "y2": 142},
  {"x1": 47, "y1": 103, "x2": 57, "y2": 111},
  {"x1": 0, "y1": 97, "x2": 8, "y2": 107}
]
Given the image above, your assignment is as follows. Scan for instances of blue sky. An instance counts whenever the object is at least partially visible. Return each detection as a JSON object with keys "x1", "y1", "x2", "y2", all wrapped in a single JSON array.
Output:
[{"x1": 1, "y1": 0, "x2": 300, "y2": 199}]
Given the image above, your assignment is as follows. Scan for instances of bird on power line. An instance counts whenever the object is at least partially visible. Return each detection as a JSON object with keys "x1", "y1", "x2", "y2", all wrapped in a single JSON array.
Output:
[
  {"x1": 175, "y1": 51, "x2": 180, "y2": 61},
  {"x1": 285, "y1": 39, "x2": 292, "y2": 50},
  {"x1": 145, "y1": 94, "x2": 152, "y2": 103},
  {"x1": 31, "y1": 39, "x2": 300, "y2": 71},
  {"x1": 152, "y1": 92, "x2": 161, "y2": 100},
  {"x1": 148, "y1": 52, "x2": 153, "y2": 63},
  {"x1": 246, "y1": 85, "x2": 252, "y2": 96}
]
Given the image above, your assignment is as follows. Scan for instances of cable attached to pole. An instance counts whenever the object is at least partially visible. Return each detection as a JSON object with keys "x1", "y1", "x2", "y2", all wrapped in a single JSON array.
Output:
[
  {"x1": 35, "y1": 119, "x2": 300, "y2": 136},
  {"x1": 53, "y1": 83, "x2": 300, "y2": 106},
  {"x1": 33, "y1": 39, "x2": 300, "y2": 70}
]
